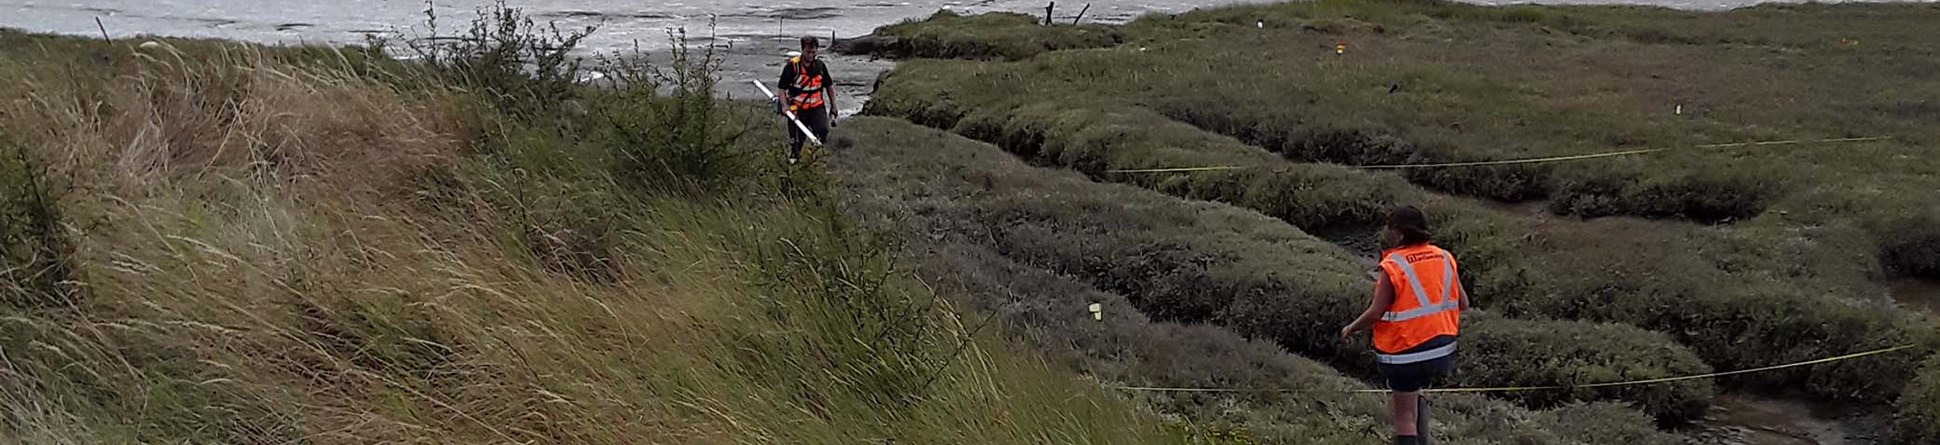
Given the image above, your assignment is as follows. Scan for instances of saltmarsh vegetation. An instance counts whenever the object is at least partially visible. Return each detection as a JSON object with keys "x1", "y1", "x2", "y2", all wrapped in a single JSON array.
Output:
[
  {"x1": 834, "y1": 117, "x2": 1682, "y2": 444},
  {"x1": 867, "y1": 64, "x2": 1932, "y2": 407},
  {"x1": 835, "y1": 10, "x2": 1125, "y2": 61},
  {"x1": 851, "y1": 0, "x2": 1940, "y2": 440},
  {"x1": 833, "y1": 117, "x2": 1711, "y2": 422},
  {"x1": 0, "y1": 6, "x2": 1206, "y2": 443}
]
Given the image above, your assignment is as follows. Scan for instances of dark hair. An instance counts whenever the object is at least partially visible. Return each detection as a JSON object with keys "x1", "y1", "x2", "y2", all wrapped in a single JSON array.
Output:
[
  {"x1": 800, "y1": 36, "x2": 820, "y2": 49},
  {"x1": 1386, "y1": 205, "x2": 1432, "y2": 245}
]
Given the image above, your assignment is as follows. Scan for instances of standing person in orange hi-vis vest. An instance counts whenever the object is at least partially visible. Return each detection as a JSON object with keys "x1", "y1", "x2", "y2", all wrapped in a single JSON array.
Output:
[
  {"x1": 1340, "y1": 205, "x2": 1466, "y2": 445},
  {"x1": 776, "y1": 36, "x2": 837, "y2": 165}
]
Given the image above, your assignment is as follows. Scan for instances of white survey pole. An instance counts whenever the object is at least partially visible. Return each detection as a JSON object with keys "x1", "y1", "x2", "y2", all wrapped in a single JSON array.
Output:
[{"x1": 751, "y1": 80, "x2": 824, "y2": 147}]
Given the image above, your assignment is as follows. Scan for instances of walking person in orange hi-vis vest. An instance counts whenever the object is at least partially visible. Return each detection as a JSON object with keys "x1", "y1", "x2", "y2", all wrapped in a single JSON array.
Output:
[
  {"x1": 776, "y1": 36, "x2": 837, "y2": 165},
  {"x1": 1340, "y1": 205, "x2": 1467, "y2": 445}
]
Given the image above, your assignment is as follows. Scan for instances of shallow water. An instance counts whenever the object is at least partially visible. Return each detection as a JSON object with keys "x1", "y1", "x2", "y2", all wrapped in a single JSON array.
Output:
[
  {"x1": 1480, "y1": 199, "x2": 1551, "y2": 217},
  {"x1": 2, "y1": 0, "x2": 1921, "y2": 57},
  {"x1": 6, "y1": 0, "x2": 1924, "y2": 119},
  {"x1": 1890, "y1": 278, "x2": 1940, "y2": 314},
  {"x1": 0, "y1": 0, "x2": 1251, "y2": 118},
  {"x1": 1685, "y1": 395, "x2": 1886, "y2": 445},
  {"x1": 1, "y1": 0, "x2": 1261, "y2": 54}
]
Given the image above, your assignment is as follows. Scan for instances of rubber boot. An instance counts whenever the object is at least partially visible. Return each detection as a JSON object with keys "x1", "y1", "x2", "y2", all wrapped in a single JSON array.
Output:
[
  {"x1": 1393, "y1": 436, "x2": 1422, "y2": 445},
  {"x1": 1417, "y1": 395, "x2": 1432, "y2": 445}
]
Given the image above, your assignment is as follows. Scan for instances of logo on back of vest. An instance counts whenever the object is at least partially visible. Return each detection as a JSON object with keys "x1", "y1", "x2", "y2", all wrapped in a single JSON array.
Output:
[{"x1": 1405, "y1": 253, "x2": 1441, "y2": 263}]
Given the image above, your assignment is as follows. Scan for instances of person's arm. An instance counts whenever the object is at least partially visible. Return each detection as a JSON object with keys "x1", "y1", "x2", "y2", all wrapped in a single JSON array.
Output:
[
  {"x1": 1457, "y1": 278, "x2": 1470, "y2": 311},
  {"x1": 1342, "y1": 274, "x2": 1397, "y2": 341},
  {"x1": 822, "y1": 62, "x2": 839, "y2": 120},
  {"x1": 776, "y1": 63, "x2": 795, "y2": 112}
]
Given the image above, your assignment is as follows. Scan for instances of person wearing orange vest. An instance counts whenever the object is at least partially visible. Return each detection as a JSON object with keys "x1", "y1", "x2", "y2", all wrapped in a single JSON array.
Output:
[
  {"x1": 1340, "y1": 205, "x2": 1467, "y2": 445},
  {"x1": 776, "y1": 36, "x2": 838, "y2": 165}
]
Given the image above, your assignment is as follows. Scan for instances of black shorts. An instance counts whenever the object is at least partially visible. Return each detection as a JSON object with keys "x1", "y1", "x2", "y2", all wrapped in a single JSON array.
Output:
[{"x1": 1377, "y1": 336, "x2": 1457, "y2": 392}]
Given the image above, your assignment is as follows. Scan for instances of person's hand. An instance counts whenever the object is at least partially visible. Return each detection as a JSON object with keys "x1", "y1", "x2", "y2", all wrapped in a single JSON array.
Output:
[{"x1": 1339, "y1": 324, "x2": 1358, "y2": 343}]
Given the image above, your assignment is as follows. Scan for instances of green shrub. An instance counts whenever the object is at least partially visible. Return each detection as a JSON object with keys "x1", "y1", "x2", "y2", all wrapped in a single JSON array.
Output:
[
  {"x1": 584, "y1": 31, "x2": 755, "y2": 194},
  {"x1": 0, "y1": 135, "x2": 74, "y2": 308},
  {"x1": 1550, "y1": 165, "x2": 1776, "y2": 223},
  {"x1": 1455, "y1": 315, "x2": 1713, "y2": 421},
  {"x1": 1432, "y1": 207, "x2": 1937, "y2": 401},
  {"x1": 1879, "y1": 212, "x2": 1940, "y2": 279},
  {"x1": 446, "y1": 27, "x2": 761, "y2": 282},
  {"x1": 742, "y1": 198, "x2": 950, "y2": 409},
  {"x1": 835, "y1": 117, "x2": 1715, "y2": 422},
  {"x1": 1151, "y1": 101, "x2": 1555, "y2": 203},
  {"x1": 1144, "y1": 92, "x2": 1776, "y2": 219},
  {"x1": 839, "y1": 11, "x2": 1124, "y2": 61},
  {"x1": 1533, "y1": 402, "x2": 1683, "y2": 443},
  {"x1": 865, "y1": 69, "x2": 1408, "y2": 231},
  {"x1": 1896, "y1": 354, "x2": 1940, "y2": 444},
  {"x1": 410, "y1": 0, "x2": 594, "y2": 120}
]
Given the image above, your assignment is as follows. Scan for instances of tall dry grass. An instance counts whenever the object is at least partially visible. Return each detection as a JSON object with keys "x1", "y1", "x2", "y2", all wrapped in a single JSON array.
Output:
[{"x1": 0, "y1": 27, "x2": 1191, "y2": 444}]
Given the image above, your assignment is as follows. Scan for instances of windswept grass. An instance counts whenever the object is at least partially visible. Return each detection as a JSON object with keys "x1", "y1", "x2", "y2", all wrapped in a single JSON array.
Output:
[{"x1": 0, "y1": 19, "x2": 1200, "y2": 445}]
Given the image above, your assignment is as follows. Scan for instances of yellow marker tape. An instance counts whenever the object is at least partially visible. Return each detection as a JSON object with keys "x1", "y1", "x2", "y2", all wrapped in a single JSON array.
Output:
[
  {"x1": 1108, "y1": 344, "x2": 1919, "y2": 395},
  {"x1": 1357, "y1": 148, "x2": 1667, "y2": 170},
  {"x1": 1102, "y1": 136, "x2": 1892, "y2": 174},
  {"x1": 1105, "y1": 165, "x2": 1248, "y2": 174},
  {"x1": 1691, "y1": 136, "x2": 1891, "y2": 149}
]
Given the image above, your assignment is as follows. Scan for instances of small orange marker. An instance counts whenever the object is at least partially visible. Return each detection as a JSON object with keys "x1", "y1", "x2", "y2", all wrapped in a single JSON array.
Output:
[{"x1": 1336, "y1": 41, "x2": 1347, "y2": 55}]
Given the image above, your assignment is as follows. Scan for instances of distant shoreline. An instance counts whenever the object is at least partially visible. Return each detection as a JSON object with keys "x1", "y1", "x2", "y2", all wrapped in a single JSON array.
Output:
[{"x1": 6, "y1": 0, "x2": 1931, "y2": 57}]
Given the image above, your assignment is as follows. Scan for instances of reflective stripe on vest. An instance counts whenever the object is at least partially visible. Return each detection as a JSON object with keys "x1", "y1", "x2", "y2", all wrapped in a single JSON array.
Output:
[
  {"x1": 1379, "y1": 252, "x2": 1459, "y2": 322},
  {"x1": 1376, "y1": 342, "x2": 1457, "y2": 365}
]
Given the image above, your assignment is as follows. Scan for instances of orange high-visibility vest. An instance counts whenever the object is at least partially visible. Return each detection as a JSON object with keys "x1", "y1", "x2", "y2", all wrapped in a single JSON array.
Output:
[
  {"x1": 1372, "y1": 243, "x2": 1463, "y2": 364},
  {"x1": 787, "y1": 57, "x2": 826, "y2": 111}
]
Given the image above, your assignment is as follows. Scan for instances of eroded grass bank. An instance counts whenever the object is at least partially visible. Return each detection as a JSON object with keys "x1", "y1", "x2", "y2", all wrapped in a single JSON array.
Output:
[{"x1": 834, "y1": 117, "x2": 1684, "y2": 444}]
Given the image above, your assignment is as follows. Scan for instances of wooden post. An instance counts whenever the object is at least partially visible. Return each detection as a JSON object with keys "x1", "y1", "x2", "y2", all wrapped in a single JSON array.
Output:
[
  {"x1": 1045, "y1": 2, "x2": 1056, "y2": 25},
  {"x1": 1072, "y1": 3, "x2": 1090, "y2": 25}
]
